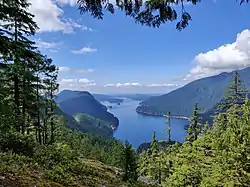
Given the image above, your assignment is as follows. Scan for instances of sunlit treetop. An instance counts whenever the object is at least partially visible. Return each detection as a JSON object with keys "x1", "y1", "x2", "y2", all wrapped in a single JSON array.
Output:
[{"x1": 77, "y1": 0, "x2": 249, "y2": 30}]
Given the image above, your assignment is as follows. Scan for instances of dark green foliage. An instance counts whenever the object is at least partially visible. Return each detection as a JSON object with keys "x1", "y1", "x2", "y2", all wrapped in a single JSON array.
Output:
[
  {"x1": 186, "y1": 103, "x2": 201, "y2": 143},
  {"x1": 77, "y1": 0, "x2": 249, "y2": 31},
  {"x1": 166, "y1": 112, "x2": 171, "y2": 145},
  {"x1": 137, "y1": 75, "x2": 250, "y2": 186},
  {"x1": 217, "y1": 70, "x2": 248, "y2": 112},
  {"x1": 121, "y1": 140, "x2": 138, "y2": 183},
  {"x1": 74, "y1": 113, "x2": 114, "y2": 136},
  {"x1": 77, "y1": 0, "x2": 198, "y2": 30},
  {"x1": 0, "y1": 1, "x2": 138, "y2": 186},
  {"x1": 0, "y1": 131, "x2": 36, "y2": 156},
  {"x1": 137, "y1": 140, "x2": 178, "y2": 154}
]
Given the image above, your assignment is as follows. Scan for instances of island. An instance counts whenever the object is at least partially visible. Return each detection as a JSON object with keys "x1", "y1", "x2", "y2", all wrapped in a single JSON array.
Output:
[{"x1": 136, "y1": 105, "x2": 190, "y2": 120}]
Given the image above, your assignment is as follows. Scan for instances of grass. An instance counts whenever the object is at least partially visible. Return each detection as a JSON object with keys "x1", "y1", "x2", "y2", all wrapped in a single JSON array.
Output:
[{"x1": 0, "y1": 152, "x2": 153, "y2": 187}]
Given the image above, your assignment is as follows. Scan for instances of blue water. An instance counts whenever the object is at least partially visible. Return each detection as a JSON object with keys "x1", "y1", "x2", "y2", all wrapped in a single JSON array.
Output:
[{"x1": 103, "y1": 99, "x2": 189, "y2": 148}]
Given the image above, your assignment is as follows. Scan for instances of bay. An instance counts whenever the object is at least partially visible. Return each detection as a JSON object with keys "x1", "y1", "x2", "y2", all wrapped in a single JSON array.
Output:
[{"x1": 102, "y1": 98, "x2": 189, "y2": 148}]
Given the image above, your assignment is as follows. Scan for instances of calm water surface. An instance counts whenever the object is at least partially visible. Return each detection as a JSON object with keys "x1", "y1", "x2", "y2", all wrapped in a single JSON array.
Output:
[{"x1": 102, "y1": 99, "x2": 189, "y2": 148}]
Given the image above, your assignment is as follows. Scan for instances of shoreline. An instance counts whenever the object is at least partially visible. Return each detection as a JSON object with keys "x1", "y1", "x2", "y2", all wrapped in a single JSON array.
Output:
[{"x1": 136, "y1": 109, "x2": 190, "y2": 121}]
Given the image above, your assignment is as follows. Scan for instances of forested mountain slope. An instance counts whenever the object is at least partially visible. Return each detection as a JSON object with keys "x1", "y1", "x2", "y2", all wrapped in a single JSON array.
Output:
[{"x1": 138, "y1": 67, "x2": 250, "y2": 116}]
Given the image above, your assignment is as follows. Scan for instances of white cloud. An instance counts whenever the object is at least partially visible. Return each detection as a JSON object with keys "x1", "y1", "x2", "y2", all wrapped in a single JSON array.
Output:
[
  {"x1": 59, "y1": 78, "x2": 97, "y2": 91},
  {"x1": 71, "y1": 47, "x2": 98, "y2": 54},
  {"x1": 78, "y1": 78, "x2": 96, "y2": 86},
  {"x1": 56, "y1": 0, "x2": 77, "y2": 6},
  {"x1": 77, "y1": 69, "x2": 94, "y2": 73},
  {"x1": 78, "y1": 78, "x2": 92, "y2": 84},
  {"x1": 61, "y1": 78, "x2": 78, "y2": 83},
  {"x1": 58, "y1": 67, "x2": 94, "y2": 74},
  {"x1": 116, "y1": 82, "x2": 141, "y2": 87},
  {"x1": 28, "y1": 0, "x2": 93, "y2": 33},
  {"x1": 147, "y1": 83, "x2": 178, "y2": 87},
  {"x1": 59, "y1": 66, "x2": 71, "y2": 72},
  {"x1": 35, "y1": 38, "x2": 62, "y2": 52},
  {"x1": 104, "y1": 84, "x2": 116, "y2": 87},
  {"x1": 186, "y1": 29, "x2": 250, "y2": 81}
]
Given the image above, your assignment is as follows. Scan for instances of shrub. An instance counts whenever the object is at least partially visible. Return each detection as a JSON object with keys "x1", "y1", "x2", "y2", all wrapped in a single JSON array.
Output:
[{"x1": 0, "y1": 131, "x2": 36, "y2": 156}]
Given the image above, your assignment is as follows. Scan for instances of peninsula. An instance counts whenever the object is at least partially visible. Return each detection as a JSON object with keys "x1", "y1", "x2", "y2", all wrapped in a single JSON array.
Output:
[{"x1": 136, "y1": 105, "x2": 190, "y2": 120}]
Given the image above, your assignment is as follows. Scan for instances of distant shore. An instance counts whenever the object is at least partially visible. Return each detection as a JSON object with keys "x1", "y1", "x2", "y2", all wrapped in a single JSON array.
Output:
[{"x1": 136, "y1": 108, "x2": 190, "y2": 121}]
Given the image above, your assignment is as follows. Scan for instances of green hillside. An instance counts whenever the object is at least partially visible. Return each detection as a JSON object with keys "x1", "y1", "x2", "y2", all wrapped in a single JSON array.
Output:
[
  {"x1": 56, "y1": 108, "x2": 114, "y2": 137},
  {"x1": 138, "y1": 67, "x2": 250, "y2": 116},
  {"x1": 57, "y1": 91, "x2": 119, "y2": 136},
  {"x1": 74, "y1": 113, "x2": 114, "y2": 137}
]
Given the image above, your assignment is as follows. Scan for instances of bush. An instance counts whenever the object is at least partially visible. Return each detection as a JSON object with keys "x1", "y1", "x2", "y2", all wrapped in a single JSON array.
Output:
[
  {"x1": 0, "y1": 131, "x2": 36, "y2": 156},
  {"x1": 34, "y1": 143, "x2": 76, "y2": 169}
]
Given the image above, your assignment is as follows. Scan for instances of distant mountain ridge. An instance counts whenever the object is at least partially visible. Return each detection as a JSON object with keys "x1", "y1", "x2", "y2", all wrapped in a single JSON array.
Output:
[
  {"x1": 137, "y1": 67, "x2": 250, "y2": 117},
  {"x1": 56, "y1": 90, "x2": 124, "y2": 104}
]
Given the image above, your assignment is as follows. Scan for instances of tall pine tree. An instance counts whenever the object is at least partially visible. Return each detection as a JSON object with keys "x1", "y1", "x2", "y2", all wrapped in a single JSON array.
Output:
[
  {"x1": 186, "y1": 103, "x2": 201, "y2": 143},
  {"x1": 218, "y1": 70, "x2": 248, "y2": 112},
  {"x1": 121, "y1": 140, "x2": 138, "y2": 183}
]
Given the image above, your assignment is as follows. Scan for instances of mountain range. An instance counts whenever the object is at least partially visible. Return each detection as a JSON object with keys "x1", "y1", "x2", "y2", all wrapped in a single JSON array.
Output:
[{"x1": 137, "y1": 67, "x2": 250, "y2": 118}]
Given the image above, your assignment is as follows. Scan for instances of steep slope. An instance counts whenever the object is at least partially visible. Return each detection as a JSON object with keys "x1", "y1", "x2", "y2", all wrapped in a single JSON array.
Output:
[
  {"x1": 56, "y1": 108, "x2": 112, "y2": 136},
  {"x1": 58, "y1": 92, "x2": 119, "y2": 127},
  {"x1": 138, "y1": 67, "x2": 250, "y2": 116}
]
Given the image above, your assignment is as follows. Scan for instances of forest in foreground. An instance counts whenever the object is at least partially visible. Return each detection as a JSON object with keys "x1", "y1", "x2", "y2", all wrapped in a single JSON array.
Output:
[{"x1": 1, "y1": 0, "x2": 250, "y2": 186}]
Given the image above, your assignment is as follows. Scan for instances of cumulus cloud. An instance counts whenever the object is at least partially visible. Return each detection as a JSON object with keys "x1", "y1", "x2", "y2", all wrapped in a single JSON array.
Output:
[
  {"x1": 71, "y1": 47, "x2": 98, "y2": 54},
  {"x1": 185, "y1": 29, "x2": 250, "y2": 81},
  {"x1": 28, "y1": 0, "x2": 93, "y2": 33}
]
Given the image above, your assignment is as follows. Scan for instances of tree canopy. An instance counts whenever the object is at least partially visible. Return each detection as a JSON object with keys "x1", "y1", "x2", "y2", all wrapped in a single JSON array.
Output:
[{"x1": 77, "y1": 0, "x2": 249, "y2": 30}]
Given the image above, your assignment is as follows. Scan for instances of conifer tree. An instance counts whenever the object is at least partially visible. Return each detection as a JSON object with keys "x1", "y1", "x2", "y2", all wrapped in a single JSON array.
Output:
[
  {"x1": 165, "y1": 112, "x2": 171, "y2": 145},
  {"x1": 186, "y1": 103, "x2": 201, "y2": 143},
  {"x1": 138, "y1": 150, "x2": 150, "y2": 177},
  {"x1": 147, "y1": 131, "x2": 162, "y2": 184},
  {"x1": 218, "y1": 70, "x2": 248, "y2": 112},
  {"x1": 121, "y1": 140, "x2": 138, "y2": 183},
  {"x1": 0, "y1": 0, "x2": 39, "y2": 132}
]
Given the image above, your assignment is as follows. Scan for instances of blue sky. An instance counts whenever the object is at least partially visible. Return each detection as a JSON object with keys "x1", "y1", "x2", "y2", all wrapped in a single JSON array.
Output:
[{"x1": 29, "y1": 0, "x2": 250, "y2": 93}]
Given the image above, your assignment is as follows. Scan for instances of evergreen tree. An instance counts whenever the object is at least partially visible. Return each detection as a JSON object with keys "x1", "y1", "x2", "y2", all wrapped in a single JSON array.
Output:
[
  {"x1": 121, "y1": 140, "x2": 138, "y2": 183},
  {"x1": 77, "y1": 0, "x2": 249, "y2": 31},
  {"x1": 147, "y1": 131, "x2": 162, "y2": 185},
  {"x1": 0, "y1": 0, "x2": 39, "y2": 133},
  {"x1": 149, "y1": 131, "x2": 158, "y2": 155},
  {"x1": 186, "y1": 103, "x2": 201, "y2": 143},
  {"x1": 165, "y1": 112, "x2": 171, "y2": 145},
  {"x1": 218, "y1": 70, "x2": 248, "y2": 112}
]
